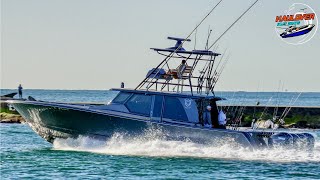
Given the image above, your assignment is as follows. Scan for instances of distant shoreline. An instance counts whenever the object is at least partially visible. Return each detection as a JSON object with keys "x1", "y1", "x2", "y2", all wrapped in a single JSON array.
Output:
[{"x1": 1, "y1": 88, "x2": 320, "y2": 93}]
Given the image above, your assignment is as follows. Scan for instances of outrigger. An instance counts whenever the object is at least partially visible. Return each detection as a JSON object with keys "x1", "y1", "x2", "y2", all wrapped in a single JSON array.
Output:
[{"x1": 8, "y1": 0, "x2": 315, "y2": 150}]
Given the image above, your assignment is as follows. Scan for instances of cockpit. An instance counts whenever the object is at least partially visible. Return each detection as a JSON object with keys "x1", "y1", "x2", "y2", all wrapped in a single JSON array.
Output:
[{"x1": 95, "y1": 89, "x2": 224, "y2": 127}]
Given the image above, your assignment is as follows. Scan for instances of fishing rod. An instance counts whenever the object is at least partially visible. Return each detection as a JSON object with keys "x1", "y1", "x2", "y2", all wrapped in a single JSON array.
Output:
[
  {"x1": 205, "y1": 27, "x2": 213, "y2": 50},
  {"x1": 198, "y1": 50, "x2": 228, "y2": 94},
  {"x1": 226, "y1": 91, "x2": 236, "y2": 114},
  {"x1": 229, "y1": 93, "x2": 247, "y2": 130},
  {"x1": 281, "y1": 92, "x2": 302, "y2": 120},
  {"x1": 232, "y1": 105, "x2": 246, "y2": 130},
  {"x1": 204, "y1": 0, "x2": 260, "y2": 92},
  {"x1": 204, "y1": 52, "x2": 230, "y2": 93},
  {"x1": 253, "y1": 96, "x2": 273, "y2": 129},
  {"x1": 208, "y1": 0, "x2": 259, "y2": 50},
  {"x1": 229, "y1": 92, "x2": 242, "y2": 118},
  {"x1": 234, "y1": 105, "x2": 247, "y2": 130},
  {"x1": 210, "y1": 48, "x2": 227, "y2": 79},
  {"x1": 193, "y1": 29, "x2": 197, "y2": 50},
  {"x1": 205, "y1": 56, "x2": 215, "y2": 94},
  {"x1": 218, "y1": 91, "x2": 225, "y2": 111},
  {"x1": 196, "y1": 45, "x2": 220, "y2": 94},
  {"x1": 279, "y1": 93, "x2": 296, "y2": 120},
  {"x1": 259, "y1": 97, "x2": 273, "y2": 120},
  {"x1": 210, "y1": 53, "x2": 231, "y2": 90},
  {"x1": 273, "y1": 81, "x2": 284, "y2": 119},
  {"x1": 252, "y1": 82, "x2": 262, "y2": 121},
  {"x1": 197, "y1": 61, "x2": 211, "y2": 94},
  {"x1": 207, "y1": 50, "x2": 229, "y2": 92},
  {"x1": 233, "y1": 92, "x2": 250, "y2": 130},
  {"x1": 184, "y1": 0, "x2": 260, "y2": 94},
  {"x1": 226, "y1": 91, "x2": 236, "y2": 112},
  {"x1": 267, "y1": 92, "x2": 302, "y2": 132},
  {"x1": 137, "y1": 0, "x2": 223, "y2": 90},
  {"x1": 140, "y1": 0, "x2": 260, "y2": 94},
  {"x1": 194, "y1": 31, "x2": 218, "y2": 93},
  {"x1": 205, "y1": 45, "x2": 223, "y2": 95},
  {"x1": 181, "y1": 0, "x2": 259, "y2": 94}
]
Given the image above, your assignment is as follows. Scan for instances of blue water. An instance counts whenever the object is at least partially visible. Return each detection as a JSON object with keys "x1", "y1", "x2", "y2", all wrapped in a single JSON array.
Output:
[
  {"x1": 1, "y1": 89, "x2": 320, "y2": 107},
  {"x1": 1, "y1": 124, "x2": 320, "y2": 179},
  {"x1": 1, "y1": 89, "x2": 320, "y2": 179}
]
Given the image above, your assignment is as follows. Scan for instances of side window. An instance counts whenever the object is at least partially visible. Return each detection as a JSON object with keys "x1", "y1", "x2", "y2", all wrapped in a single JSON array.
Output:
[
  {"x1": 125, "y1": 94, "x2": 152, "y2": 115},
  {"x1": 163, "y1": 97, "x2": 188, "y2": 122},
  {"x1": 112, "y1": 93, "x2": 132, "y2": 104}
]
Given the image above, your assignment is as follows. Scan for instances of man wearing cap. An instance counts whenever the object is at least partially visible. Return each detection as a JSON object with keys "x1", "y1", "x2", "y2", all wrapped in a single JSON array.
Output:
[{"x1": 203, "y1": 105, "x2": 212, "y2": 127}]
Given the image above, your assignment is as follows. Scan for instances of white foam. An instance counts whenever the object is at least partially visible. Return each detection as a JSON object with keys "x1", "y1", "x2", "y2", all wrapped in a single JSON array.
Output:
[{"x1": 53, "y1": 132, "x2": 320, "y2": 163}]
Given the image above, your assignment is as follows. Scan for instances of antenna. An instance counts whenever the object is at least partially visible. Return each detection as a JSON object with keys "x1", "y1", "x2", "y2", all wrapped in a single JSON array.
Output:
[
  {"x1": 193, "y1": 29, "x2": 197, "y2": 50},
  {"x1": 205, "y1": 27, "x2": 213, "y2": 50}
]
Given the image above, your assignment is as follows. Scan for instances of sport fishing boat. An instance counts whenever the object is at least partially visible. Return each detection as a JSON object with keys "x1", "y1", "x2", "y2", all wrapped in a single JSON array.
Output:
[
  {"x1": 8, "y1": 1, "x2": 315, "y2": 150},
  {"x1": 280, "y1": 24, "x2": 315, "y2": 38},
  {"x1": 8, "y1": 36, "x2": 315, "y2": 150}
]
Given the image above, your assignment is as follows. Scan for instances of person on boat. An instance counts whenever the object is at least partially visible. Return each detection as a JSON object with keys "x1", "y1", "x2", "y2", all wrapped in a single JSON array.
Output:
[
  {"x1": 121, "y1": 82, "x2": 125, "y2": 88},
  {"x1": 176, "y1": 60, "x2": 187, "y2": 79},
  {"x1": 203, "y1": 105, "x2": 212, "y2": 127},
  {"x1": 18, "y1": 84, "x2": 23, "y2": 99},
  {"x1": 218, "y1": 110, "x2": 227, "y2": 129}
]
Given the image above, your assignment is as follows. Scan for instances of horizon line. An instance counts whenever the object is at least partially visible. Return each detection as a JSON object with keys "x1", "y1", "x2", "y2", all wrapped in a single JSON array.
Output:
[{"x1": 1, "y1": 88, "x2": 319, "y2": 93}]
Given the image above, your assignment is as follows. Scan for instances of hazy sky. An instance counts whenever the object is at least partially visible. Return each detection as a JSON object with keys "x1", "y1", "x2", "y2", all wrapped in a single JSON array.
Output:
[{"x1": 1, "y1": 0, "x2": 319, "y2": 91}]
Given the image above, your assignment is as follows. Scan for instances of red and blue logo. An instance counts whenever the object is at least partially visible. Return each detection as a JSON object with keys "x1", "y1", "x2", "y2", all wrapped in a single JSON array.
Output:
[{"x1": 274, "y1": 3, "x2": 318, "y2": 45}]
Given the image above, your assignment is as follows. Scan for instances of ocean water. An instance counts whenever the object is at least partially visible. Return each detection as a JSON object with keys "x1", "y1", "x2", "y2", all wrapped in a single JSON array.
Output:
[
  {"x1": 1, "y1": 89, "x2": 320, "y2": 179},
  {"x1": 1, "y1": 124, "x2": 320, "y2": 179},
  {"x1": 1, "y1": 89, "x2": 320, "y2": 107}
]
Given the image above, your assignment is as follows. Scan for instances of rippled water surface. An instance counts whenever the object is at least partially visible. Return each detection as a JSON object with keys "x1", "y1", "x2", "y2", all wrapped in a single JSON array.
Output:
[
  {"x1": 1, "y1": 124, "x2": 320, "y2": 179},
  {"x1": 1, "y1": 90, "x2": 320, "y2": 179}
]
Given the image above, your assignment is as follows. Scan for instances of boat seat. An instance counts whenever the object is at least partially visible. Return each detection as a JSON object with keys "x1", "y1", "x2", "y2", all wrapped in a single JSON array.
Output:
[
  {"x1": 181, "y1": 66, "x2": 192, "y2": 79},
  {"x1": 168, "y1": 66, "x2": 192, "y2": 79}
]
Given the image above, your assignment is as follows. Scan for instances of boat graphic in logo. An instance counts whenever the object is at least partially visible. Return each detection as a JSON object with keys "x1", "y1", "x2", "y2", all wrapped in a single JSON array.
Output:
[
  {"x1": 275, "y1": 3, "x2": 318, "y2": 45},
  {"x1": 279, "y1": 24, "x2": 315, "y2": 38}
]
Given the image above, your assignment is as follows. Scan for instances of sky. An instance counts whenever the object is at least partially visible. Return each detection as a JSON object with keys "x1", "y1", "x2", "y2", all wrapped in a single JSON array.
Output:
[{"x1": 1, "y1": 0, "x2": 319, "y2": 92}]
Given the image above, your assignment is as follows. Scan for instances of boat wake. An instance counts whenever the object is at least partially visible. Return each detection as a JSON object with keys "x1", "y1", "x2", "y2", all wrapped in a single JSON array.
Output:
[{"x1": 53, "y1": 131, "x2": 320, "y2": 163}]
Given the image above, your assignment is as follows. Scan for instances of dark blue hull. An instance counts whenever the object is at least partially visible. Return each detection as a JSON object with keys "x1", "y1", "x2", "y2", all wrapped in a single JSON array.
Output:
[{"x1": 10, "y1": 101, "x2": 314, "y2": 150}]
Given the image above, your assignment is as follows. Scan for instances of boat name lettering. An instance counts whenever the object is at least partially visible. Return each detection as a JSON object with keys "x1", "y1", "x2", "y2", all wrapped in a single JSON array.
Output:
[{"x1": 275, "y1": 13, "x2": 315, "y2": 22}]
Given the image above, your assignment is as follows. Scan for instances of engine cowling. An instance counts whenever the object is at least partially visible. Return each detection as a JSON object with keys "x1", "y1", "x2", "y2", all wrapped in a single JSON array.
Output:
[{"x1": 268, "y1": 132, "x2": 314, "y2": 150}]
